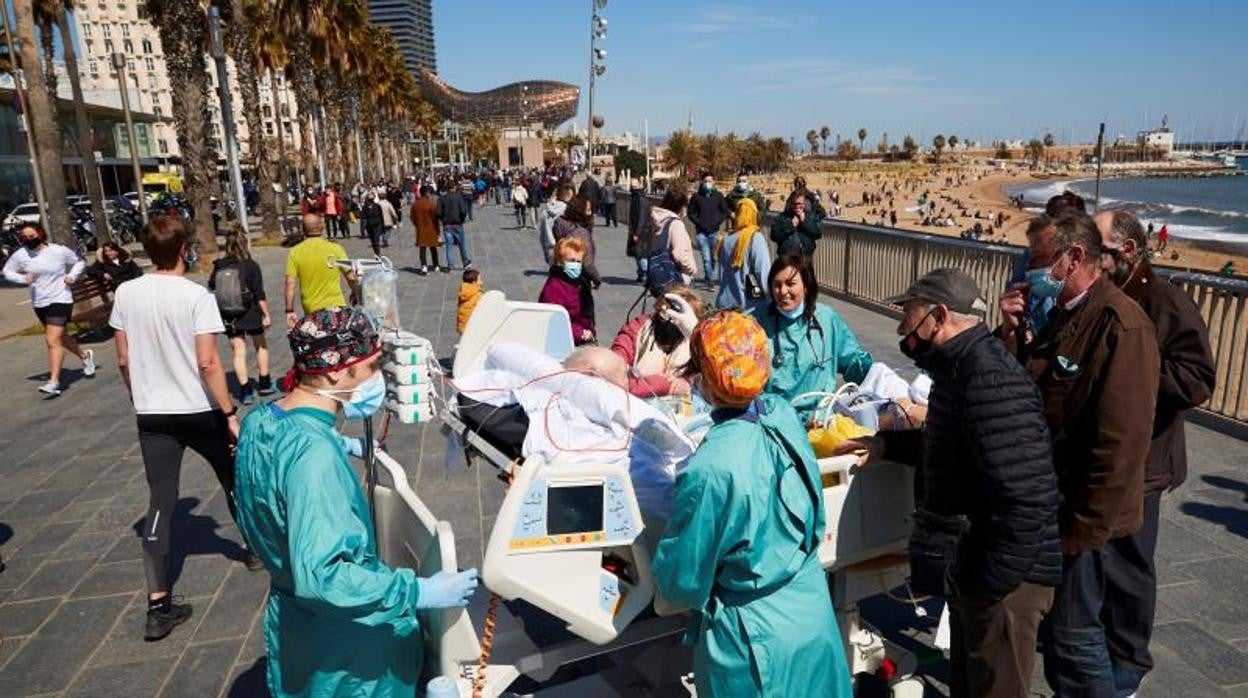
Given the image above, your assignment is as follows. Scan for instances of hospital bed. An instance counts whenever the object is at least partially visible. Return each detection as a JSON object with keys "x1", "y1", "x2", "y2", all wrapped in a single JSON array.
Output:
[{"x1": 372, "y1": 290, "x2": 927, "y2": 696}]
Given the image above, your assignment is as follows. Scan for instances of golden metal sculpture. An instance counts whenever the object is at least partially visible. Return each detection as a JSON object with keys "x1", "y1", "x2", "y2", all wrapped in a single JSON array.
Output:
[{"x1": 418, "y1": 67, "x2": 579, "y2": 129}]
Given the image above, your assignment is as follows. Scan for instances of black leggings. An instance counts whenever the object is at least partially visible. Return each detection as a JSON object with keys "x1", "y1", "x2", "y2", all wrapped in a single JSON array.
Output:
[
  {"x1": 136, "y1": 411, "x2": 237, "y2": 593},
  {"x1": 419, "y1": 246, "x2": 440, "y2": 268},
  {"x1": 366, "y1": 223, "x2": 383, "y2": 255}
]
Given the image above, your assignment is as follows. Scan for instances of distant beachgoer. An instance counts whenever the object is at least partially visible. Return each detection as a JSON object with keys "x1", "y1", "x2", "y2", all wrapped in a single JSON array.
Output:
[{"x1": 1158, "y1": 225, "x2": 1169, "y2": 251}]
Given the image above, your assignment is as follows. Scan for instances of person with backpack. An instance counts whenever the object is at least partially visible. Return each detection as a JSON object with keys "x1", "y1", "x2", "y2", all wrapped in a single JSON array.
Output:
[
  {"x1": 361, "y1": 192, "x2": 385, "y2": 256},
  {"x1": 626, "y1": 178, "x2": 654, "y2": 282},
  {"x1": 714, "y1": 197, "x2": 771, "y2": 314},
  {"x1": 209, "y1": 226, "x2": 273, "y2": 404},
  {"x1": 646, "y1": 187, "x2": 697, "y2": 292}
]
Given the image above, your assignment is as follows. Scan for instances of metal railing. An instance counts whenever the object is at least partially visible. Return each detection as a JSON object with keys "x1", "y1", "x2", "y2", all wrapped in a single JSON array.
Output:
[{"x1": 618, "y1": 195, "x2": 1248, "y2": 423}]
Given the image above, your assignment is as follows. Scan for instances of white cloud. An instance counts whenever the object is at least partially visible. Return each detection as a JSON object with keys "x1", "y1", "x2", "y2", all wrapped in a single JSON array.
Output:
[{"x1": 682, "y1": 4, "x2": 800, "y2": 34}]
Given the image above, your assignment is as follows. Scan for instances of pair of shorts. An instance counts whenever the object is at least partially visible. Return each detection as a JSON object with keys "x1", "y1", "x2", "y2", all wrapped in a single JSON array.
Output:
[
  {"x1": 225, "y1": 325, "x2": 265, "y2": 338},
  {"x1": 34, "y1": 302, "x2": 74, "y2": 327}
]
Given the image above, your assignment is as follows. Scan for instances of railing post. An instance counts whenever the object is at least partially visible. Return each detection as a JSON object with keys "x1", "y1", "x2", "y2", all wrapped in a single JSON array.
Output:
[
  {"x1": 911, "y1": 237, "x2": 921, "y2": 285},
  {"x1": 842, "y1": 228, "x2": 852, "y2": 294}
]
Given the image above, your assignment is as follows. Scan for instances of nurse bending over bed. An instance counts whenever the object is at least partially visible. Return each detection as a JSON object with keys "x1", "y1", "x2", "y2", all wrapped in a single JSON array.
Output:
[{"x1": 651, "y1": 310, "x2": 852, "y2": 697}]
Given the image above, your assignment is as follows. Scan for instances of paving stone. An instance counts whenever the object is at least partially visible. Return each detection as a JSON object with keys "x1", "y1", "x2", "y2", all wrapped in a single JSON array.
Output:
[
  {"x1": 1156, "y1": 519, "x2": 1231, "y2": 565},
  {"x1": 71, "y1": 560, "x2": 147, "y2": 599},
  {"x1": 50, "y1": 531, "x2": 126, "y2": 563},
  {"x1": 0, "y1": 554, "x2": 47, "y2": 594},
  {"x1": 65, "y1": 656, "x2": 177, "y2": 698},
  {"x1": 158, "y1": 637, "x2": 242, "y2": 698},
  {"x1": 0, "y1": 594, "x2": 130, "y2": 694},
  {"x1": 0, "y1": 636, "x2": 23, "y2": 672},
  {"x1": 8, "y1": 557, "x2": 99, "y2": 602},
  {"x1": 1158, "y1": 579, "x2": 1248, "y2": 645},
  {"x1": 191, "y1": 566, "x2": 270, "y2": 643},
  {"x1": 167, "y1": 552, "x2": 235, "y2": 599},
  {"x1": 1152, "y1": 620, "x2": 1248, "y2": 687},
  {"x1": 1144, "y1": 638, "x2": 1230, "y2": 698},
  {"x1": 9, "y1": 521, "x2": 83, "y2": 558},
  {"x1": 100, "y1": 534, "x2": 144, "y2": 564},
  {"x1": 0, "y1": 488, "x2": 81, "y2": 521},
  {"x1": 0, "y1": 598, "x2": 60, "y2": 636}
]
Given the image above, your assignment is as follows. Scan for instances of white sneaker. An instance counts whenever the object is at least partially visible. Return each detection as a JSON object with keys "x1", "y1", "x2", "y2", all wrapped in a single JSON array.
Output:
[
  {"x1": 83, "y1": 349, "x2": 96, "y2": 377},
  {"x1": 38, "y1": 380, "x2": 62, "y2": 396}
]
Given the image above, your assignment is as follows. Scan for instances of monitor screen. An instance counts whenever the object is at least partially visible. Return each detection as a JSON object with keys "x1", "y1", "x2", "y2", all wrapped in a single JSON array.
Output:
[{"x1": 546, "y1": 484, "x2": 604, "y2": 536}]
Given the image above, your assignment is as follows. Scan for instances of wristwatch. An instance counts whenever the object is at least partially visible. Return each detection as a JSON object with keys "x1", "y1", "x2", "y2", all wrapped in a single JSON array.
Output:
[{"x1": 223, "y1": 406, "x2": 239, "y2": 418}]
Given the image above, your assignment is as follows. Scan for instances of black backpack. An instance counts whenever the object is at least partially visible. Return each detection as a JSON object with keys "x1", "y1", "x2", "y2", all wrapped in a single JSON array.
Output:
[{"x1": 645, "y1": 218, "x2": 683, "y2": 296}]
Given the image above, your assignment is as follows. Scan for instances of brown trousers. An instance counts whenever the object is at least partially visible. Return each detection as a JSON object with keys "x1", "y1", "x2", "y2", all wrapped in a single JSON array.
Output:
[{"x1": 949, "y1": 580, "x2": 1054, "y2": 698}]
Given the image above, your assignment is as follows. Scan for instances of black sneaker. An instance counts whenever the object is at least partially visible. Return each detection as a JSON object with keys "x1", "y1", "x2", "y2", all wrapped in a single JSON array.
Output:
[
  {"x1": 145, "y1": 599, "x2": 193, "y2": 641},
  {"x1": 256, "y1": 375, "x2": 276, "y2": 396}
]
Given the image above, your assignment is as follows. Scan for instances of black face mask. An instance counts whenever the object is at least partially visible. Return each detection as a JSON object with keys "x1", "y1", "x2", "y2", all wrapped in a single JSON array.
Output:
[
  {"x1": 898, "y1": 309, "x2": 937, "y2": 362},
  {"x1": 21, "y1": 236, "x2": 41, "y2": 250},
  {"x1": 652, "y1": 316, "x2": 683, "y2": 350},
  {"x1": 1105, "y1": 247, "x2": 1136, "y2": 287}
]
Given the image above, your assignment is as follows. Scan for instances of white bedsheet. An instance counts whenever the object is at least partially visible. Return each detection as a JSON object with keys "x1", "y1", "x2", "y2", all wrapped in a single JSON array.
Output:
[{"x1": 454, "y1": 342, "x2": 695, "y2": 519}]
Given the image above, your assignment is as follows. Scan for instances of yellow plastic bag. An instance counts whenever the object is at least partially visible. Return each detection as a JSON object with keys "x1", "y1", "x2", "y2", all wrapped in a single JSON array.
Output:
[{"x1": 807, "y1": 415, "x2": 875, "y2": 458}]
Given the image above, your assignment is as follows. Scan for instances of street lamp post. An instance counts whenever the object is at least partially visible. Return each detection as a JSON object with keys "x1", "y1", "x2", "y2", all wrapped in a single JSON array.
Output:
[
  {"x1": 1, "y1": 7, "x2": 48, "y2": 217},
  {"x1": 586, "y1": 0, "x2": 607, "y2": 168},
  {"x1": 208, "y1": 6, "x2": 248, "y2": 232},
  {"x1": 112, "y1": 53, "x2": 148, "y2": 223}
]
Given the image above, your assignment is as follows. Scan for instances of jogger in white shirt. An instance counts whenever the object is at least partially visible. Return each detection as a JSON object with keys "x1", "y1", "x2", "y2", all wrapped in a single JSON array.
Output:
[{"x1": 2, "y1": 223, "x2": 96, "y2": 395}]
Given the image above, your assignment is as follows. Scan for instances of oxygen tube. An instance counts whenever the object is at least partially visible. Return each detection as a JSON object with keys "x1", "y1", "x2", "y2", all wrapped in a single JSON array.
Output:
[{"x1": 364, "y1": 414, "x2": 377, "y2": 532}]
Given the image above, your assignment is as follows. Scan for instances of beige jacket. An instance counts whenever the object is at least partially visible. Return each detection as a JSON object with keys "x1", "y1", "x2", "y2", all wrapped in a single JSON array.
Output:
[{"x1": 650, "y1": 207, "x2": 697, "y2": 283}]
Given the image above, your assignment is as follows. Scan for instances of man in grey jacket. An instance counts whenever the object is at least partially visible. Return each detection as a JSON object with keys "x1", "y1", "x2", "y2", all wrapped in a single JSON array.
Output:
[{"x1": 538, "y1": 184, "x2": 573, "y2": 265}]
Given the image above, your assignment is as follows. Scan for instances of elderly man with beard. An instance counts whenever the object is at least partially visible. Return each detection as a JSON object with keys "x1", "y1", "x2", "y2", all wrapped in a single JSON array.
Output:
[{"x1": 1094, "y1": 209, "x2": 1216, "y2": 697}]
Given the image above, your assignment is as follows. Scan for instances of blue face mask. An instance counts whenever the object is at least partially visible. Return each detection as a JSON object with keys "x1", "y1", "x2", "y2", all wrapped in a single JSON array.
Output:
[
  {"x1": 779, "y1": 301, "x2": 806, "y2": 320},
  {"x1": 563, "y1": 260, "x2": 583, "y2": 279},
  {"x1": 702, "y1": 183, "x2": 714, "y2": 193},
  {"x1": 319, "y1": 372, "x2": 386, "y2": 420},
  {"x1": 1026, "y1": 262, "x2": 1066, "y2": 300}
]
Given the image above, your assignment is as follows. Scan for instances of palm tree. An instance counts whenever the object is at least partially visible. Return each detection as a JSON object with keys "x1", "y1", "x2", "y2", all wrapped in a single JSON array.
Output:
[
  {"x1": 948, "y1": 134, "x2": 959, "y2": 150},
  {"x1": 1027, "y1": 138, "x2": 1044, "y2": 168},
  {"x1": 143, "y1": 0, "x2": 219, "y2": 265},
  {"x1": 34, "y1": 0, "x2": 109, "y2": 240},
  {"x1": 664, "y1": 129, "x2": 700, "y2": 178},
  {"x1": 224, "y1": 0, "x2": 280, "y2": 239},
  {"x1": 764, "y1": 137, "x2": 790, "y2": 172},
  {"x1": 12, "y1": 0, "x2": 70, "y2": 243},
  {"x1": 1042, "y1": 132, "x2": 1055, "y2": 166},
  {"x1": 932, "y1": 134, "x2": 947, "y2": 163},
  {"x1": 743, "y1": 131, "x2": 766, "y2": 173},
  {"x1": 701, "y1": 133, "x2": 732, "y2": 178},
  {"x1": 463, "y1": 122, "x2": 498, "y2": 165},
  {"x1": 819, "y1": 125, "x2": 830, "y2": 155},
  {"x1": 857, "y1": 128, "x2": 867, "y2": 154},
  {"x1": 902, "y1": 135, "x2": 917, "y2": 160},
  {"x1": 805, "y1": 129, "x2": 819, "y2": 154}
]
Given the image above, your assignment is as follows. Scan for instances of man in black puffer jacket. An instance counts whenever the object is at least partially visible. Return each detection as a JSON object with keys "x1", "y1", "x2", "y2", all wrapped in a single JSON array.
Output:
[{"x1": 884, "y1": 268, "x2": 1061, "y2": 697}]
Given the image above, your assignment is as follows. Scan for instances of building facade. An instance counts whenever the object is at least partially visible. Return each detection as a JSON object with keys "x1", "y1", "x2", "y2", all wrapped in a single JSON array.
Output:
[
  {"x1": 71, "y1": 2, "x2": 303, "y2": 166},
  {"x1": 368, "y1": 0, "x2": 437, "y2": 78}
]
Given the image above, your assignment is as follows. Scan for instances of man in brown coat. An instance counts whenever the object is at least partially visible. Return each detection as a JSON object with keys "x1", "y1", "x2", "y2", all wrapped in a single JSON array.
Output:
[
  {"x1": 1095, "y1": 209, "x2": 1216, "y2": 696},
  {"x1": 411, "y1": 185, "x2": 441, "y2": 275},
  {"x1": 999, "y1": 212, "x2": 1160, "y2": 697}
]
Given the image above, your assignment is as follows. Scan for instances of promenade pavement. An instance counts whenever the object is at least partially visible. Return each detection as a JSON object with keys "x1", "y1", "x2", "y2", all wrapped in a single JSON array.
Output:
[{"x1": 0, "y1": 202, "x2": 1245, "y2": 696}]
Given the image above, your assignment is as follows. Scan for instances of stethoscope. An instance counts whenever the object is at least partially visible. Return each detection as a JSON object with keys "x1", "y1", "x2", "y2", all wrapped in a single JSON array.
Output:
[{"x1": 770, "y1": 306, "x2": 828, "y2": 369}]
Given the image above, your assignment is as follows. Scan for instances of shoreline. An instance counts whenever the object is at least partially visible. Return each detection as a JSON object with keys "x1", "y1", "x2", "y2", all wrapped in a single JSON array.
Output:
[{"x1": 747, "y1": 160, "x2": 1246, "y2": 276}]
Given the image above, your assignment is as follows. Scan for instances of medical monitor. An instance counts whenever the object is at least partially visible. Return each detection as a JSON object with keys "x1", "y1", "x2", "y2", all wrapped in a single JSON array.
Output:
[{"x1": 546, "y1": 484, "x2": 604, "y2": 536}]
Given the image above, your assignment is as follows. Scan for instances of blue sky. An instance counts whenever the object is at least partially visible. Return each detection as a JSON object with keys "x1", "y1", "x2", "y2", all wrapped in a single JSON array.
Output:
[{"x1": 434, "y1": 0, "x2": 1248, "y2": 147}]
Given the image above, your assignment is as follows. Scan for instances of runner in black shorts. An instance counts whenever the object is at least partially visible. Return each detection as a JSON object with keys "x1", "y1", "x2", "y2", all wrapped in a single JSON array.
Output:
[
  {"x1": 209, "y1": 227, "x2": 275, "y2": 404},
  {"x1": 2, "y1": 223, "x2": 97, "y2": 395}
]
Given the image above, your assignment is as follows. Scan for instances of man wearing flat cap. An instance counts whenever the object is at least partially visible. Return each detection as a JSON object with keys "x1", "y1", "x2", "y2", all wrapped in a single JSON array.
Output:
[{"x1": 886, "y1": 268, "x2": 1062, "y2": 697}]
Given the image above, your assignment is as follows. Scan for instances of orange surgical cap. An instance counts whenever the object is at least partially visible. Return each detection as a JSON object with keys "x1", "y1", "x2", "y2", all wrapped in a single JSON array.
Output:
[{"x1": 689, "y1": 310, "x2": 771, "y2": 407}]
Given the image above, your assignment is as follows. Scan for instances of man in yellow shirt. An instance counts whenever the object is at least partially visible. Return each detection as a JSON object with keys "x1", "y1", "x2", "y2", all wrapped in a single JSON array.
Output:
[{"x1": 284, "y1": 214, "x2": 357, "y2": 328}]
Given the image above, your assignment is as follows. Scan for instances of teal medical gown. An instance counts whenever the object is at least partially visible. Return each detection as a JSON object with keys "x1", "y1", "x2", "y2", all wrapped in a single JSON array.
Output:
[
  {"x1": 752, "y1": 302, "x2": 874, "y2": 420},
  {"x1": 234, "y1": 403, "x2": 423, "y2": 697},
  {"x1": 652, "y1": 394, "x2": 852, "y2": 697}
]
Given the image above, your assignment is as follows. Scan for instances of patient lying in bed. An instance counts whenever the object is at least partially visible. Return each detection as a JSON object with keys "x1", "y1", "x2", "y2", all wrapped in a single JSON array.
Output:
[{"x1": 453, "y1": 342, "x2": 696, "y2": 520}]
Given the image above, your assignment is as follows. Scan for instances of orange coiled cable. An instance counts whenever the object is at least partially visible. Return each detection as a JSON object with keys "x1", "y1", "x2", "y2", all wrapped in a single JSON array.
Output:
[{"x1": 472, "y1": 460, "x2": 519, "y2": 698}]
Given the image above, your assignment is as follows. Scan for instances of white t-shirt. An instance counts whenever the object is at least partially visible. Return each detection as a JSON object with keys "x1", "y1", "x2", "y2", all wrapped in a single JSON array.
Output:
[
  {"x1": 2, "y1": 244, "x2": 84, "y2": 307},
  {"x1": 109, "y1": 273, "x2": 225, "y2": 414}
]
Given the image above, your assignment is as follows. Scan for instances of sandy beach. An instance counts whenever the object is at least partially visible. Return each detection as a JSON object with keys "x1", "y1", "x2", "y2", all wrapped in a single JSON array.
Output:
[{"x1": 742, "y1": 157, "x2": 1246, "y2": 276}]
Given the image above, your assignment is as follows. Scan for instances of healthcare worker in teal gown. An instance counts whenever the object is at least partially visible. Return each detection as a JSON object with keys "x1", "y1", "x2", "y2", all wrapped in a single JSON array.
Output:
[
  {"x1": 752, "y1": 253, "x2": 873, "y2": 421},
  {"x1": 234, "y1": 308, "x2": 478, "y2": 697},
  {"x1": 652, "y1": 310, "x2": 852, "y2": 697}
]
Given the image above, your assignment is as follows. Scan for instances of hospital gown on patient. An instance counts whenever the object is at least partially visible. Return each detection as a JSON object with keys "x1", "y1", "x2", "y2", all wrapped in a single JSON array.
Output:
[
  {"x1": 234, "y1": 403, "x2": 423, "y2": 697},
  {"x1": 652, "y1": 394, "x2": 852, "y2": 697}
]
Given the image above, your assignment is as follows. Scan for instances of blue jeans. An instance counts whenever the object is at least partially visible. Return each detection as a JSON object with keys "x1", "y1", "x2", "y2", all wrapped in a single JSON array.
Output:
[
  {"x1": 1043, "y1": 548, "x2": 1116, "y2": 698},
  {"x1": 696, "y1": 229, "x2": 717, "y2": 281},
  {"x1": 442, "y1": 225, "x2": 471, "y2": 268},
  {"x1": 462, "y1": 195, "x2": 474, "y2": 221},
  {"x1": 635, "y1": 254, "x2": 648, "y2": 279}
]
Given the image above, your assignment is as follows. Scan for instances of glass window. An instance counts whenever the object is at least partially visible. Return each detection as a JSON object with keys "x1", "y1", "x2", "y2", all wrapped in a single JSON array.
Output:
[
  {"x1": 101, "y1": 24, "x2": 111, "y2": 38},
  {"x1": 264, "y1": 122, "x2": 274, "y2": 136},
  {"x1": 262, "y1": 105, "x2": 271, "y2": 118},
  {"x1": 142, "y1": 39, "x2": 153, "y2": 54},
  {"x1": 153, "y1": 106, "x2": 163, "y2": 118},
  {"x1": 124, "y1": 39, "x2": 133, "y2": 53},
  {"x1": 89, "y1": 60, "x2": 98, "y2": 75},
  {"x1": 145, "y1": 58, "x2": 154, "y2": 72},
  {"x1": 82, "y1": 24, "x2": 92, "y2": 38},
  {"x1": 104, "y1": 39, "x2": 114, "y2": 53},
  {"x1": 158, "y1": 138, "x2": 168, "y2": 153},
  {"x1": 121, "y1": 24, "x2": 130, "y2": 38}
]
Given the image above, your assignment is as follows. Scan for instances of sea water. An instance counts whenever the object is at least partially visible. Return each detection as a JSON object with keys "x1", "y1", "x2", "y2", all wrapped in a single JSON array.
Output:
[{"x1": 1010, "y1": 158, "x2": 1248, "y2": 246}]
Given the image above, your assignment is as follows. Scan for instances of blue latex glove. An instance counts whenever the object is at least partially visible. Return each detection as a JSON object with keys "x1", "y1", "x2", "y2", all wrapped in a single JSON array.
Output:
[
  {"x1": 339, "y1": 435, "x2": 380, "y2": 459},
  {"x1": 415, "y1": 568, "x2": 479, "y2": 609}
]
